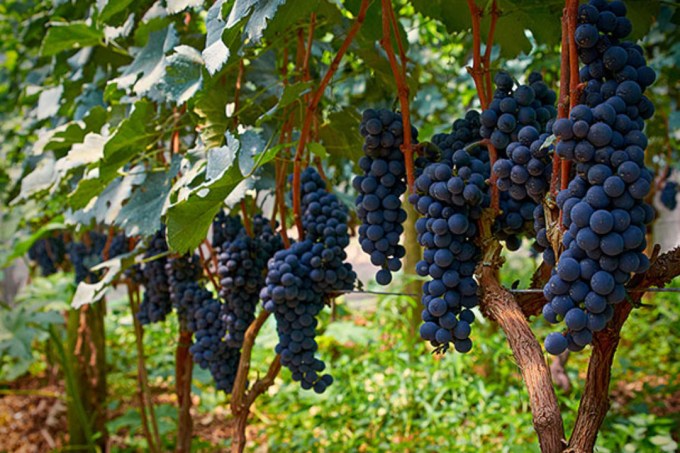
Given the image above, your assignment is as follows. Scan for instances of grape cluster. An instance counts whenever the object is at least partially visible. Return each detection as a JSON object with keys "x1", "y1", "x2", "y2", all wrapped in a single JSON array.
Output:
[
  {"x1": 218, "y1": 215, "x2": 283, "y2": 348},
  {"x1": 166, "y1": 253, "x2": 203, "y2": 324},
  {"x1": 109, "y1": 233, "x2": 131, "y2": 258},
  {"x1": 493, "y1": 131, "x2": 555, "y2": 255},
  {"x1": 660, "y1": 180, "x2": 677, "y2": 211},
  {"x1": 481, "y1": 72, "x2": 557, "y2": 249},
  {"x1": 212, "y1": 211, "x2": 244, "y2": 250},
  {"x1": 137, "y1": 229, "x2": 172, "y2": 325},
  {"x1": 480, "y1": 72, "x2": 557, "y2": 153},
  {"x1": 431, "y1": 111, "x2": 483, "y2": 165},
  {"x1": 262, "y1": 168, "x2": 355, "y2": 392},
  {"x1": 354, "y1": 109, "x2": 416, "y2": 285},
  {"x1": 543, "y1": 0, "x2": 656, "y2": 355},
  {"x1": 186, "y1": 285, "x2": 241, "y2": 393},
  {"x1": 28, "y1": 235, "x2": 66, "y2": 276},
  {"x1": 67, "y1": 231, "x2": 107, "y2": 283},
  {"x1": 410, "y1": 129, "x2": 490, "y2": 353}
]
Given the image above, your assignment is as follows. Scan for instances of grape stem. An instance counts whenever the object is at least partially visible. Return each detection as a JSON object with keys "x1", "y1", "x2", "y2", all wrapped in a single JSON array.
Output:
[
  {"x1": 291, "y1": 0, "x2": 370, "y2": 239},
  {"x1": 465, "y1": 0, "x2": 500, "y2": 214},
  {"x1": 380, "y1": 0, "x2": 416, "y2": 193}
]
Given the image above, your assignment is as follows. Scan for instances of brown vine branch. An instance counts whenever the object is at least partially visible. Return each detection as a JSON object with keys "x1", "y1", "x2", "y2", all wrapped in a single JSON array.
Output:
[
  {"x1": 303, "y1": 13, "x2": 316, "y2": 86},
  {"x1": 175, "y1": 329, "x2": 193, "y2": 453},
  {"x1": 381, "y1": 0, "x2": 416, "y2": 192},
  {"x1": 550, "y1": 351, "x2": 572, "y2": 394},
  {"x1": 567, "y1": 245, "x2": 680, "y2": 452},
  {"x1": 233, "y1": 60, "x2": 245, "y2": 129},
  {"x1": 482, "y1": 0, "x2": 499, "y2": 104},
  {"x1": 198, "y1": 243, "x2": 221, "y2": 291},
  {"x1": 480, "y1": 248, "x2": 566, "y2": 453},
  {"x1": 552, "y1": 5, "x2": 569, "y2": 197},
  {"x1": 466, "y1": 0, "x2": 487, "y2": 109},
  {"x1": 560, "y1": 0, "x2": 580, "y2": 196},
  {"x1": 240, "y1": 199, "x2": 253, "y2": 237},
  {"x1": 465, "y1": 0, "x2": 499, "y2": 213},
  {"x1": 230, "y1": 310, "x2": 280, "y2": 453},
  {"x1": 291, "y1": 0, "x2": 370, "y2": 239},
  {"x1": 201, "y1": 239, "x2": 219, "y2": 274},
  {"x1": 385, "y1": 0, "x2": 407, "y2": 80}
]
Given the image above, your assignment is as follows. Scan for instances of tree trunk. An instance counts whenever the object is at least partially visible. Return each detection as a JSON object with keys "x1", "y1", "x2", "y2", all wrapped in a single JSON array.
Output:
[
  {"x1": 480, "y1": 266, "x2": 566, "y2": 453},
  {"x1": 66, "y1": 302, "x2": 108, "y2": 451},
  {"x1": 175, "y1": 329, "x2": 194, "y2": 453}
]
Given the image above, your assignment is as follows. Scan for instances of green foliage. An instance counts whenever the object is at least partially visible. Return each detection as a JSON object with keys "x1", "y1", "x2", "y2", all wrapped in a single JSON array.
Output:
[{"x1": 0, "y1": 273, "x2": 71, "y2": 381}]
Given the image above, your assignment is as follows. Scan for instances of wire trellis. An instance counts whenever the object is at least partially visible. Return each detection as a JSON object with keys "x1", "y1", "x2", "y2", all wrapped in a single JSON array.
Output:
[{"x1": 347, "y1": 287, "x2": 680, "y2": 298}]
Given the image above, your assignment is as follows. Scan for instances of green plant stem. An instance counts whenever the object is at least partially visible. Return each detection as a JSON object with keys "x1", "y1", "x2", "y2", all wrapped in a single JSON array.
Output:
[{"x1": 49, "y1": 325, "x2": 97, "y2": 452}]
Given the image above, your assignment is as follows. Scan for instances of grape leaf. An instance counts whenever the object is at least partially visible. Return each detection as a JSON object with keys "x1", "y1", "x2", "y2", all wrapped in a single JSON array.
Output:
[
  {"x1": 17, "y1": 154, "x2": 57, "y2": 201},
  {"x1": 112, "y1": 25, "x2": 178, "y2": 96},
  {"x1": 232, "y1": 0, "x2": 287, "y2": 44},
  {"x1": 411, "y1": 0, "x2": 471, "y2": 34},
  {"x1": 194, "y1": 84, "x2": 229, "y2": 148},
  {"x1": 65, "y1": 172, "x2": 140, "y2": 226},
  {"x1": 41, "y1": 22, "x2": 104, "y2": 56},
  {"x1": 117, "y1": 157, "x2": 180, "y2": 236},
  {"x1": 99, "y1": 0, "x2": 136, "y2": 23},
  {"x1": 35, "y1": 86, "x2": 63, "y2": 121},
  {"x1": 166, "y1": 131, "x2": 278, "y2": 253},
  {"x1": 203, "y1": 0, "x2": 231, "y2": 75},
  {"x1": 69, "y1": 100, "x2": 156, "y2": 209},
  {"x1": 157, "y1": 45, "x2": 204, "y2": 104}
]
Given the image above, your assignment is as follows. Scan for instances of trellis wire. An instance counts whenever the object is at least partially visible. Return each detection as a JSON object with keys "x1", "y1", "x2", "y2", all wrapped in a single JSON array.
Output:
[{"x1": 347, "y1": 287, "x2": 680, "y2": 298}]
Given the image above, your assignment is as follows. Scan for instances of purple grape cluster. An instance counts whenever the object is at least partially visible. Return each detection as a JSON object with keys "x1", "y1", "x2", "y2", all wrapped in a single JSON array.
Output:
[
  {"x1": 409, "y1": 121, "x2": 491, "y2": 353},
  {"x1": 28, "y1": 235, "x2": 66, "y2": 276},
  {"x1": 212, "y1": 211, "x2": 244, "y2": 250},
  {"x1": 660, "y1": 180, "x2": 677, "y2": 211},
  {"x1": 166, "y1": 253, "x2": 203, "y2": 324},
  {"x1": 261, "y1": 168, "x2": 355, "y2": 393},
  {"x1": 431, "y1": 111, "x2": 483, "y2": 165},
  {"x1": 67, "y1": 231, "x2": 107, "y2": 283},
  {"x1": 354, "y1": 109, "x2": 417, "y2": 285},
  {"x1": 493, "y1": 131, "x2": 555, "y2": 257},
  {"x1": 186, "y1": 285, "x2": 241, "y2": 393},
  {"x1": 137, "y1": 229, "x2": 172, "y2": 325},
  {"x1": 480, "y1": 72, "x2": 557, "y2": 250},
  {"x1": 217, "y1": 215, "x2": 283, "y2": 348},
  {"x1": 543, "y1": 0, "x2": 656, "y2": 355}
]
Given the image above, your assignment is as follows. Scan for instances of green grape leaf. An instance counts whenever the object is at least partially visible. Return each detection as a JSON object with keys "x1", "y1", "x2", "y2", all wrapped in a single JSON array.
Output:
[
  {"x1": 411, "y1": 0, "x2": 471, "y2": 34},
  {"x1": 308, "y1": 142, "x2": 329, "y2": 159},
  {"x1": 166, "y1": 131, "x2": 278, "y2": 253},
  {"x1": 112, "y1": 25, "x2": 178, "y2": 96},
  {"x1": 116, "y1": 157, "x2": 181, "y2": 236},
  {"x1": 41, "y1": 22, "x2": 104, "y2": 57},
  {"x1": 203, "y1": 0, "x2": 231, "y2": 75},
  {"x1": 69, "y1": 100, "x2": 156, "y2": 210},
  {"x1": 194, "y1": 85, "x2": 229, "y2": 148},
  {"x1": 157, "y1": 45, "x2": 204, "y2": 104},
  {"x1": 99, "y1": 0, "x2": 136, "y2": 23}
]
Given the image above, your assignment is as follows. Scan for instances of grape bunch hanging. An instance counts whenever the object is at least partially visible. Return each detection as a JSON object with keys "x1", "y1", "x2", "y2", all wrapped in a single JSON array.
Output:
[
  {"x1": 543, "y1": 0, "x2": 656, "y2": 355},
  {"x1": 262, "y1": 167, "x2": 356, "y2": 393}
]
